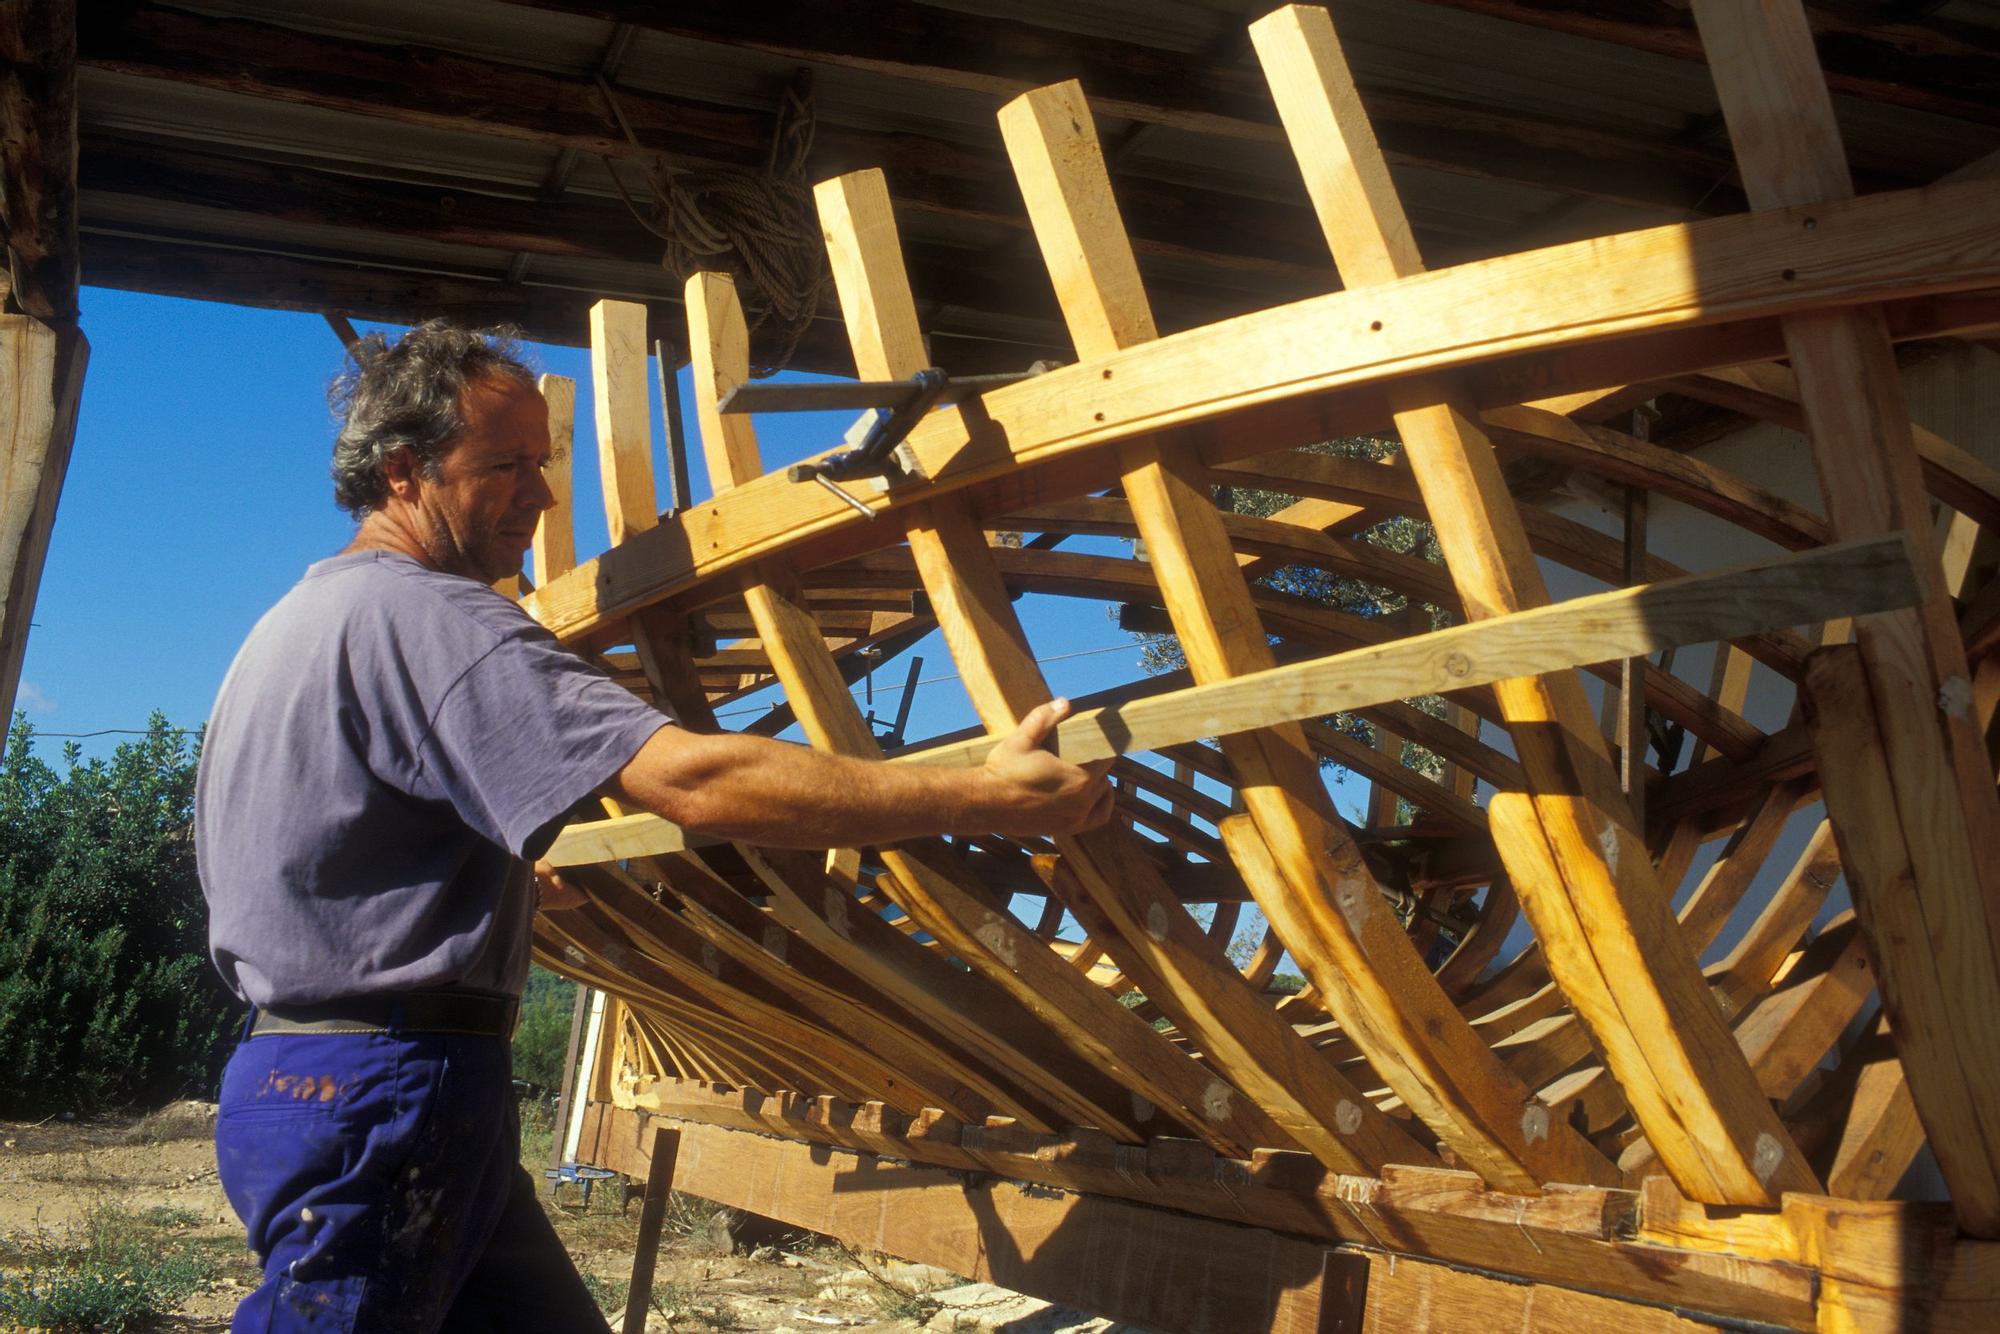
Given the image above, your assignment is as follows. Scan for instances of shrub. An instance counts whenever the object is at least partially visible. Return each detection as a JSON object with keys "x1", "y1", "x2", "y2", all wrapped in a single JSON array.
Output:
[
  {"x1": 512, "y1": 964, "x2": 580, "y2": 1093},
  {"x1": 0, "y1": 714, "x2": 243, "y2": 1115},
  {"x1": 0, "y1": 1203, "x2": 217, "y2": 1332}
]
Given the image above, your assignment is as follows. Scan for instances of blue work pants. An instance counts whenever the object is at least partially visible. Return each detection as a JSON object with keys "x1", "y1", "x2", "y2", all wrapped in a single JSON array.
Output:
[{"x1": 215, "y1": 1027, "x2": 611, "y2": 1333}]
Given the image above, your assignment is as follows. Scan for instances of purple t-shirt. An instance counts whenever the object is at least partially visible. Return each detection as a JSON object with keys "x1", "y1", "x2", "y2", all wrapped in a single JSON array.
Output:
[{"x1": 196, "y1": 550, "x2": 669, "y2": 1007}]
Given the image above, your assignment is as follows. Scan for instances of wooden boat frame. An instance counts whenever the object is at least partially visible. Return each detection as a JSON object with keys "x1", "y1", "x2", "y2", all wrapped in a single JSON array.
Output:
[{"x1": 519, "y1": 5, "x2": 2000, "y2": 1328}]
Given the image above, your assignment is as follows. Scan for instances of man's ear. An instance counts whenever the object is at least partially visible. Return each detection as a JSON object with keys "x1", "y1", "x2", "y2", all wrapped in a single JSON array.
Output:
[{"x1": 382, "y1": 448, "x2": 421, "y2": 501}]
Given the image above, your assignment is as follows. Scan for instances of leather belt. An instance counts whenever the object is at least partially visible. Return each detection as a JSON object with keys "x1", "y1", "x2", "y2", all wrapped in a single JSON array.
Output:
[{"x1": 248, "y1": 990, "x2": 519, "y2": 1038}]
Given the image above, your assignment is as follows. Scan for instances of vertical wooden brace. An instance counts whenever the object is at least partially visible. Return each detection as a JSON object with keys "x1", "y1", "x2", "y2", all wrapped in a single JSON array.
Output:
[
  {"x1": 0, "y1": 316, "x2": 86, "y2": 731},
  {"x1": 532, "y1": 373, "x2": 578, "y2": 587},
  {"x1": 589, "y1": 299, "x2": 658, "y2": 546}
]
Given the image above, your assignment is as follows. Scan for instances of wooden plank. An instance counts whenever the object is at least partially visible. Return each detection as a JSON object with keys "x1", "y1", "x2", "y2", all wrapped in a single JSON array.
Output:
[
  {"x1": 1000, "y1": 75, "x2": 1611, "y2": 1193},
  {"x1": 549, "y1": 534, "x2": 1922, "y2": 868},
  {"x1": 619, "y1": 1126, "x2": 680, "y2": 1334},
  {"x1": 530, "y1": 373, "x2": 578, "y2": 587},
  {"x1": 1693, "y1": 0, "x2": 2000, "y2": 1235},
  {"x1": 817, "y1": 166, "x2": 1431, "y2": 1177},
  {"x1": 0, "y1": 316, "x2": 86, "y2": 730},
  {"x1": 1252, "y1": 2, "x2": 1818, "y2": 1206},
  {"x1": 519, "y1": 175, "x2": 2000, "y2": 647},
  {"x1": 0, "y1": 0, "x2": 79, "y2": 321},
  {"x1": 589, "y1": 299, "x2": 658, "y2": 545}
]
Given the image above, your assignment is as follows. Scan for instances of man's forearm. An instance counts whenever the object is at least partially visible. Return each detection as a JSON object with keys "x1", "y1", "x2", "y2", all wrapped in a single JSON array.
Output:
[{"x1": 606, "y1": 726, "x2": 995, "y2": 849}]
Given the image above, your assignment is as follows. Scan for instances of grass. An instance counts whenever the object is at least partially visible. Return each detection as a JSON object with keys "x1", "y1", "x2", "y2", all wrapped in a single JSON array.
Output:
[
  {"x1": 580, "y1": 1271, "x2": 628, "y2": 1315},
  {"x1": 0, "y1": 1202, "x2": 218, "y2": 1332},
  {"x1": 653, "y1": 1276, "x2": 743, "y2": 1330}
]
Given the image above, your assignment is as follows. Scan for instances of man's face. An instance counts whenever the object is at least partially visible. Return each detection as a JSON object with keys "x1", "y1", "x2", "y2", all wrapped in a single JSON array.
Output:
[{"x1": 403, "y1": 377, "x2": 555, "y2": 583}]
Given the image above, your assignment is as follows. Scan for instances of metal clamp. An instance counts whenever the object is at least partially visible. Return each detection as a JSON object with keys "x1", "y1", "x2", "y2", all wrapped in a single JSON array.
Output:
[{"x1": 718, "y1": 363, "x2": 1054, "y2": 518}]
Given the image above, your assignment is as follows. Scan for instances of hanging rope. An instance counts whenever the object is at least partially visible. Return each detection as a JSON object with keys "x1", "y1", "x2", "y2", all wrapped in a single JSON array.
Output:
[{"x1": 600, "y1": 70, "x2": 826, "y2": 378}]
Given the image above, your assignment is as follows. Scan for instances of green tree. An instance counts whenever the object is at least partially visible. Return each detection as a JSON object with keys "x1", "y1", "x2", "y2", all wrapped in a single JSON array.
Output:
[
  {"x1": 0, "y1": 714, "x2": 243, "y2": 1115},
  {"x1": 512, "y1": 964, "x2": 580, "y2": 1092}
]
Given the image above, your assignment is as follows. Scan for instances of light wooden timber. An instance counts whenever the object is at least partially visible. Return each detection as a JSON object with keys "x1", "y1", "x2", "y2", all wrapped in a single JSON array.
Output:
[
  {"x1": 588, "y1": 299, "x2": 658, "y2": 546},
  {"x1": 519, "y1": 175, "x2": 2000, "y2": 648},
  {"x1": 530, "y1": 373, "x2": 577, "y2": 587},
  {"x1": 548, "y1": 533, "x2": 1922, "y2": 867},
  {"x1": 680, "y1": 267, "x2": 1288, "y2": 1158},
  {"x1": 1821, "y1": 1016, "x2": 1928, "y2": 1203},
  {"x1": 818, "y1": 165, "x2": 1430, "y2": 1176},
  {"x1": 0, "y1": 316, "x2": 86, "y2": 730},
  {"x1": 1253, "y1": 2, "x2": 1817, "y2": 1205},
  {"x1": 1001, "y1": 74, "x2": 1614, "y2": 1192},
  {"x1": 1693, "y1": 0, "x2": 2000, "y2": 1236}
]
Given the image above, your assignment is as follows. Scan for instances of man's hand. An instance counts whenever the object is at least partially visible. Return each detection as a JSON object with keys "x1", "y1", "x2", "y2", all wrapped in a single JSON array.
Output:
[
  {"x1": 532, "y1": 858, "x2": 588, "y2": 913},
  {"x1": 974, "y1": 699, "x2": 1116, "y2": 836}
]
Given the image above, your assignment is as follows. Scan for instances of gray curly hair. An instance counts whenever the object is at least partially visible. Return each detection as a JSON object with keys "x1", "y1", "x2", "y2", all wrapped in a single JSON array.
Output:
[{"x1": 328, "y1": 320, "x2": 537, "y2": 517}]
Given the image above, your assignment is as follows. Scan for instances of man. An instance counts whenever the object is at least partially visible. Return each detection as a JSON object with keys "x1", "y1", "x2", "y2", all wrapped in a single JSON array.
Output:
[{"x1": 196, "y1": 322, "x2": 1112, "y2": 1333}]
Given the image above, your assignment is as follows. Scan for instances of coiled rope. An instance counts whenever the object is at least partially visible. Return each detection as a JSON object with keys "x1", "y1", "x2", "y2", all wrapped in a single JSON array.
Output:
[{"x1": 600, "y1": 71, "x2": 827, "y2": 377}]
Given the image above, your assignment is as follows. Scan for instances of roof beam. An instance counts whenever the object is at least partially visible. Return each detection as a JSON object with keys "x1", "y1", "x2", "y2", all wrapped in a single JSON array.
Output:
[
  {"x1": 516, "y1": 0, "x2": 1759, "y2": 214},
  {"x1": 75, "y1": 5, "x2": 1335, "y2": 285},
  {"x1": 2, "y1": 0, "x2": 80, "y2": 321},
  {"x1": 1416, "y1": 0, "x2": 2000, "y2": 128},
  {"x1": 76, "y1": 132, "x2": 1298, "y2": 348}
]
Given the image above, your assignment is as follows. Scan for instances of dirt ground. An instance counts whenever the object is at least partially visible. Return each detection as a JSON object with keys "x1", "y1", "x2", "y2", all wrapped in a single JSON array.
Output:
[{"x1": 0, "y1": 1102, "x2": 1127, "y2": 1332}]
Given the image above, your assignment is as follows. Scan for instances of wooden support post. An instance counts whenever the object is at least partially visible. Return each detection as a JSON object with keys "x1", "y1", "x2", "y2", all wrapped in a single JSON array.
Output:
[
  {"x1": 590, "y1": 299, "x2": 658, "y2": 546},
  {"x1": 621, "y1": 1125, "x2": 682, "y2": 1334},
  {"x1": 531, "y1": 373, "x2": 578, "y2": 588},
  {"x1": 1617, "y1": 486, "x2": 1649, "y2": 829},
  {"x1": 1693, "y1": 0, "x2": 2000, "y2": 1235},
  {"x1": 1, "y1": 1, "x2": 80, "y2": 324},
  {"x1": 1250, "y1": 4, "x2": 1815, "y2": 1204},
  {"x1": 549, "y1": 981, "x2": 591, "y2": 1168},
  {"x1": 654, "y1": 337, "x2": 692, "y2": 516},
  {"x1": 0, "y1": 316, "x2": 86, "y2": 733}
]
